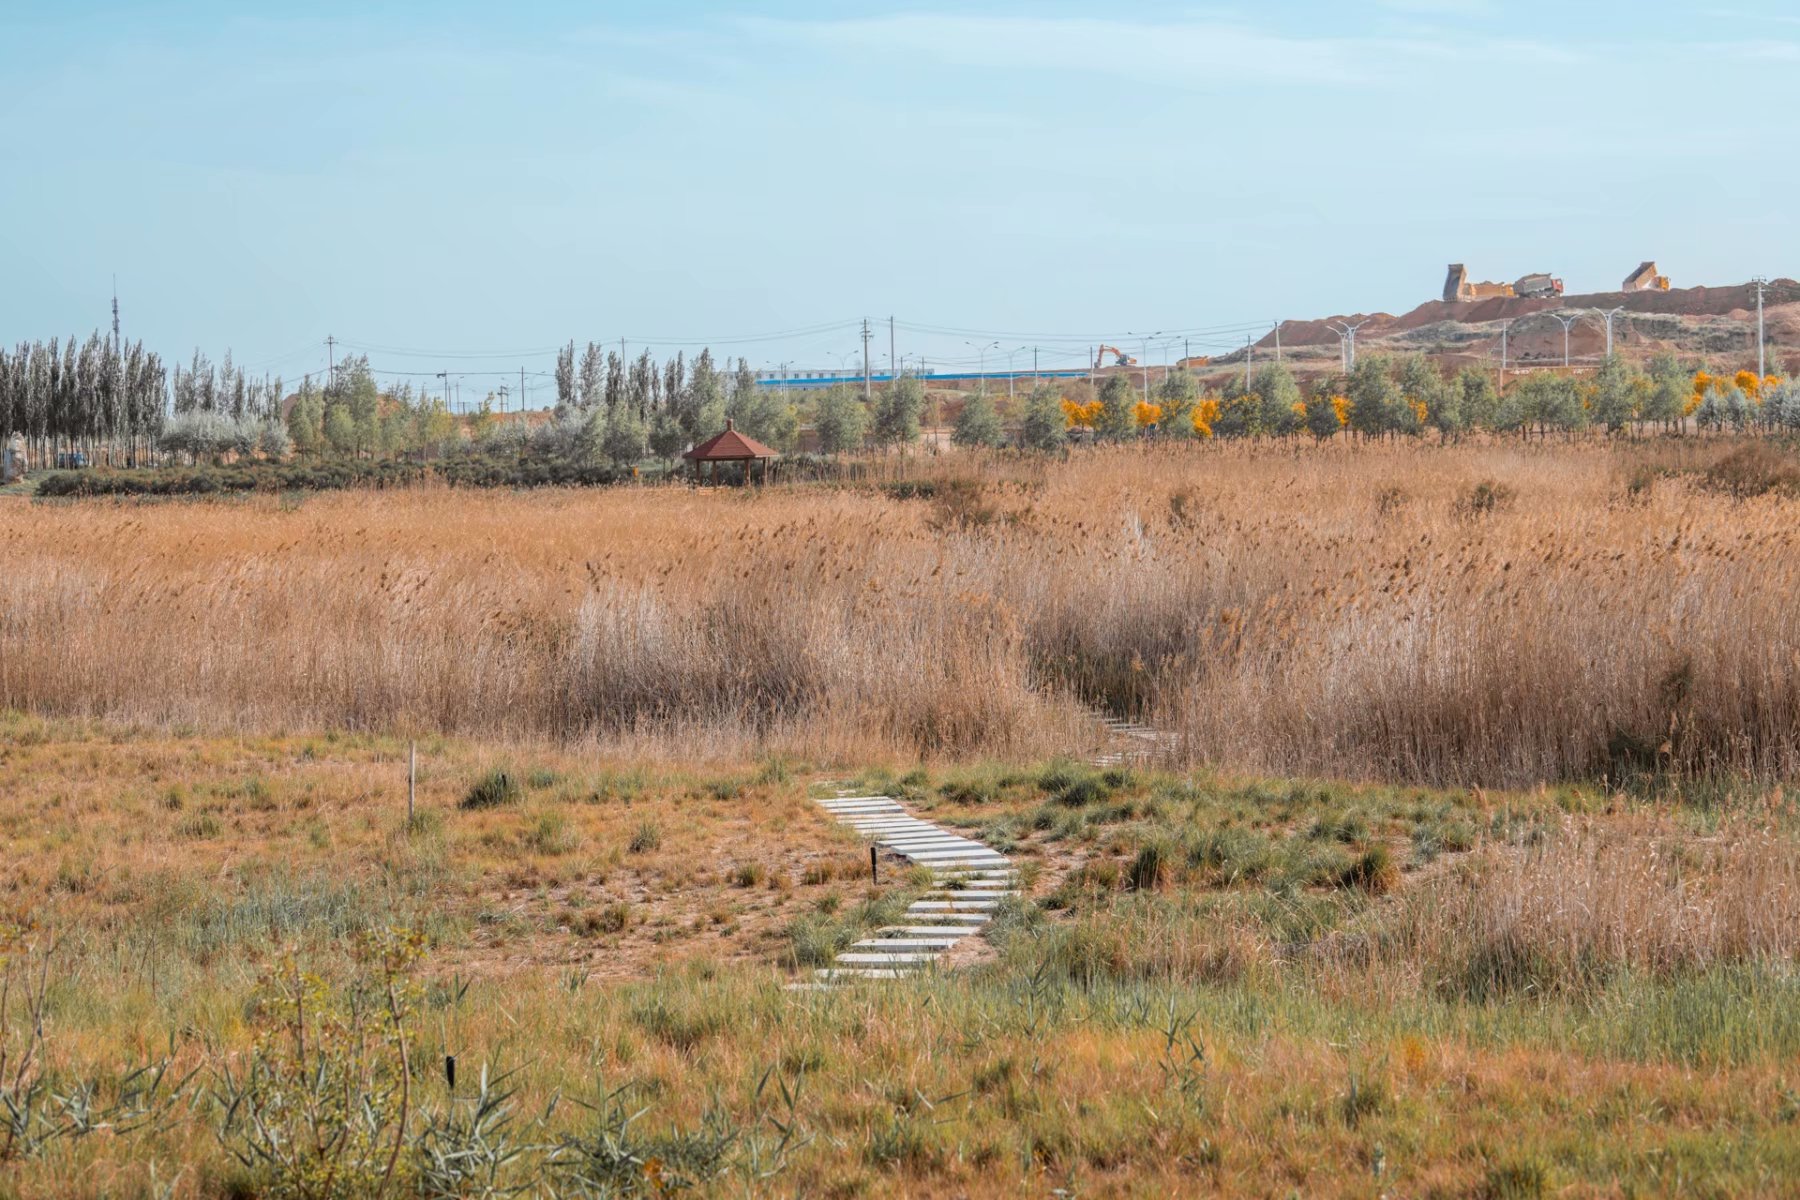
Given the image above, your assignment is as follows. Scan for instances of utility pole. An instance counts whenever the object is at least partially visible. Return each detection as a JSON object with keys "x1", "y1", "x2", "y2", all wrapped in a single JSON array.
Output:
[
  {"x1": 327, "y1": 335, "x2": 336, "y2": 387},
  {"x1": 1273, "y1": 320, "x2": 1282, "y2": 364},
  {"x1": 1033, "y1": 346, "x2": 1039, "y2": 383},
  {"x1": 861, "y1": 318, "x2": 872, "y2": 403},
  {"x1": 1753, "y1": 278, "x2": 1769, "y2": 378},
  {"x1": 520, "y1": 365, "x2": 526, "y2": 420},
  {"x1": 437, "y1": 371, "x2": 448, "y2": 408},
  {"x1": 111, "y1": 276, "x2": 120, "y2": 354},
  {"x1": 1244, "y1": 336, "x2": 1252, "y2": 390},
  {"x1": 1552, "y1": 313, "x2": 1578, "y2": 368},
  {"x1": 889, "y1": 315, "x2": 896, "y2": 381},
  {"x1": 1499, "y1": 321, "x2": 1509, "y2": 388}
]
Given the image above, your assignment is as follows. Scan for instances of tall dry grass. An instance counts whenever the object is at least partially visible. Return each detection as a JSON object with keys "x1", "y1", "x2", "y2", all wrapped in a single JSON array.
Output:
[
  {"x1": 1404, "y1": 814, "x2": 1800, "y2": 997},
  {"x1": 5, "y1": 438, "x2": 1800, "y2": 781}
]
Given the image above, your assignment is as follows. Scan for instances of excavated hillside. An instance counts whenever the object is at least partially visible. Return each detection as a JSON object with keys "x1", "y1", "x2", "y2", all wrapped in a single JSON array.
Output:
[{"x1": 1242, "y1": 279, "x2": 1800, "y2": 378}]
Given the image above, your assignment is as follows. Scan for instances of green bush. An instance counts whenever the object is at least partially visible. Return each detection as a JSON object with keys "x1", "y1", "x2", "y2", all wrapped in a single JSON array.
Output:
[{"x1": 462, "y1": 768, "x2": 523, "y2": 811}]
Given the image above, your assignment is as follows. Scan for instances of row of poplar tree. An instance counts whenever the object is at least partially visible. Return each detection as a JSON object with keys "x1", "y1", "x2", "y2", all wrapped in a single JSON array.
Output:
[{"x1": 0, "y1": 335, "x2": 170, "y2": 463}]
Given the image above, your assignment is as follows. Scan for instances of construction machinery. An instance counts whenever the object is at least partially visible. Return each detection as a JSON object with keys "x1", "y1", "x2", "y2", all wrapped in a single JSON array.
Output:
[
  {"x1": 1094, "y1": 345, "x2": 1137, "y2": 369},
  {"x1": 1513, "y1": 273, "x2": 1564, "y2": 299},
  {"x1": 1623, "y1": 261, "x2": 1672, "y2": 292},
  {"x1": 1444, "y1": 264, "x2": 1515, "y2": 302}
]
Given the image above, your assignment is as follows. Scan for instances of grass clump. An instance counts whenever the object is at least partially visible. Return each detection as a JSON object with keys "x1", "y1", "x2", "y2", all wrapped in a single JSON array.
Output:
[
  {"x1": 628, "y1": 820, "x2": 662, "y2": 854},
  {"x1": 462, "y1": 767, "x2": 524, "y2": 811}
]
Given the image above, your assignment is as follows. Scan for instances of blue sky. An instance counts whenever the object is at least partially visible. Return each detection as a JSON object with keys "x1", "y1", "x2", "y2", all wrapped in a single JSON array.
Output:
[{"x1": 3, "y1": 1, "x2": 1796, "y2": 391}]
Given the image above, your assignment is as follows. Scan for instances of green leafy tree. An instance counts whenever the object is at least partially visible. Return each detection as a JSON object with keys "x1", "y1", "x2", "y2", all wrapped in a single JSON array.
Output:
[
  {"x1": 1347, "y1": 355, "x2": 1401, "y2": 439},
  {"x1": 952, "y1": 389, "x2": 1003, "y2": 448},
  {"x1": 812, "y1": 385, "x2": 868, "y2": 455},
  {"x1": 1213, "y1": 375, "x2": 1258, "y2": 440},
  {"x1": 1304, "y1": 380, "x2": 1342, "y2": 441},
  {"x1": 1154, "y1": 369, "x2": 1200, "y2": 438},
  {"x1": 554, "y1": 341, "x2": 577, "y2": 416},
  {"x1": 1511, "y1": 373, "x2": 1586, "y2": 437},
  {"x1": 1588, "y1": 354, "x2": 1638, "y2": 433},
  {"x1": 1395, "y1": 356, "x2": 1451, "y2": 438},
  {"x1": 1456, "y1": 368, "x2": 1500, "y2": 432},
  {"x1": 1094, "y1": 374, "x2": 1138, "y2": 441},
  {"x1": 1252, "y1": 362, "x2": 1302, "y2": 437},
  {"x1": 648, "y1": 407, "x2": 686, "y2": 459},
  {"x1": 686, "y1": 349, "x2": 726, "y2": 441},
  {"x1": 323, "y1": 403, "x2": 356, "y2": 456},
  {"x1": 1643, "y1": 351, "x2": 1687, "y2": 430},
  {"x1": 286, "y1": 378, "x2": 324, "y2": 457},
  {"x1": 874, "y1": 374, "x2": 925, "y2": 448},
  {"x1": 1020, "y1": 384, "x2": 1066, "y2": 451},
  {"x1": 602, "y1": 404, "x2": 648, "y2": 465}
]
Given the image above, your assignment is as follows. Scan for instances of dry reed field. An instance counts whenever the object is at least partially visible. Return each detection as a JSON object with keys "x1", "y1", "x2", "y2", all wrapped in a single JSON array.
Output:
[
  {"x1": 6, "y1": 438, "x2": 1800, "y2": 784},
  {"x1": 7, "y1": 440, "x2": 1800, "y2": 1197}
]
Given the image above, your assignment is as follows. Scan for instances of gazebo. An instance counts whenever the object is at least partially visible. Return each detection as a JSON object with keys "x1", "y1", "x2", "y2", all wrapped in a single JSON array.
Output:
[{"x1": 683, "y1": 419, "x2": 778, "y2": 485}]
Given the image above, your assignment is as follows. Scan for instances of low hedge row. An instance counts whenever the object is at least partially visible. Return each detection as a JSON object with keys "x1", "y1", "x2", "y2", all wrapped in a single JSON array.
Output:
[{"x1": 36, "y1": 456, "x2": 640, "y2": 497}]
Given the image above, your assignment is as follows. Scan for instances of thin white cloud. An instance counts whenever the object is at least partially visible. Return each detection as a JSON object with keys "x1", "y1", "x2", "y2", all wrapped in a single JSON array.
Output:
[
  {"x1": 735, "y1": 13, "x2": 1580, "y2": 88},
  {"x1": 1376, "y1": 0, "x2": 1494, "y2": 14}
]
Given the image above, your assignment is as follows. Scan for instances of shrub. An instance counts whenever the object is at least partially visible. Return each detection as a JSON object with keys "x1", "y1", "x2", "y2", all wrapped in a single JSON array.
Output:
[
  {"x1": 462, "y1": 768, "x2": 523, "y2": 811},
  {"x1": 1126, "y1": 841, "x2": 1171, "y2": 891},
  {"x1": 1455, "y1": 479, "x2": 1515, "y2": 518},
  {"x1": 1338, "y1": 845, "x2": 1399, "y2": 895},
  {"x1": 628, "y1": 820, "x2": 662, "y2": 854}
]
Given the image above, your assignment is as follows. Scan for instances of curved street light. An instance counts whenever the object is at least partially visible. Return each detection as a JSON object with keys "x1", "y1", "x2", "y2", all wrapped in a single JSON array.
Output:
[{"x1": 964, "y1": 340, "x2": 999, "y2": 395}]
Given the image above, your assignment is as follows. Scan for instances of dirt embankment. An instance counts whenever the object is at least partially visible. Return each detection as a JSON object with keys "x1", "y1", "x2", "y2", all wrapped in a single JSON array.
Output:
[{"x1": 1262, "y1": 279, "x2": 1800, "y2": 355}]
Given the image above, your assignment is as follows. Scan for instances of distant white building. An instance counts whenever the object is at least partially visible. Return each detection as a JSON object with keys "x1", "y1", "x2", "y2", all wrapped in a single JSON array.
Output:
[{"x1": 2, "y1": 436, "x2": 25, "y2": 484}]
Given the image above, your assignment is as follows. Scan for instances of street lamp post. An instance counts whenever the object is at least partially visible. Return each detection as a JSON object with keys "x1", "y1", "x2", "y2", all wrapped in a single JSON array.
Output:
[
  {"x1": 964, "y1": 340, "x2": 999, "y2": 395},
  {"x1": 1551, "y1": 313, "x2": 1578, "y2": 368},
  {"x1": 1006, "y1": 345, "x2": 1029, "y2": 404},
  {"x1": 1598, "y1": 307, "x2": 1626, "y2": 359}
]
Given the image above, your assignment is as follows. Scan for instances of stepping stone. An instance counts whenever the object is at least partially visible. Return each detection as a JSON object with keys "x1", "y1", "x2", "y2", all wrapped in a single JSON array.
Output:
[
  {"x1": 815, "y1": 968, "x2": 912, "y2": 980},
  {"x1": 908, "y1": 899, "x2": 1000, "y2": 910},
  {"x1": 834, "y1": 952, "x2": 939, "y2": 965},
  {"x1": 905, "y1": 854, "x2": 1009, "y2": 867},
  {"x1": 850, "y1": 938, "x2": 958, "y2": 950},
  {"x1": 925, "y1": 889, "x2": 1016, "y2": 899},
  {"x1": 884, "y1": 926, "x2": 985, "y2": 937}
]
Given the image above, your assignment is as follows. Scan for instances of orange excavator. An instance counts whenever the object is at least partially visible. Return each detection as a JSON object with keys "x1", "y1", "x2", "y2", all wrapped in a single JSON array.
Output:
[{"x1": 1094, "y1": 345, "x2": 1138, "y2": 369}]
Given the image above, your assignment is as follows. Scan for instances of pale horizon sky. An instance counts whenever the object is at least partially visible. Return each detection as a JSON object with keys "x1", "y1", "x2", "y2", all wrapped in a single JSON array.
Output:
[{"x1": 3, "y1": 1, "x2": 1796, "y2": 395}]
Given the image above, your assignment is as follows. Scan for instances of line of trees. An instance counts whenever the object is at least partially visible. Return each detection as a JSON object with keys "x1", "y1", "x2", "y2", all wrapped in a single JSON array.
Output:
[
  {"x1": 540, "y1": 342, "x2": 812, "y2": 466},
  {"x1": 0, "y1": 334, "x2": 168, "y2": 465},
  {"x1": 1057, "y1": 352, "x2": 1795, "y2": 444}
]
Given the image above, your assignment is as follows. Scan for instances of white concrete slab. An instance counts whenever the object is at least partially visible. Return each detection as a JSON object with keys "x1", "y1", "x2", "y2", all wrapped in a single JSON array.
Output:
[
  {"x1": 851, "y1": 938, "x2": 958, "y2": 949},
  {"x1": 835, "y1": 952, "x2": 940, "y2": 965}
]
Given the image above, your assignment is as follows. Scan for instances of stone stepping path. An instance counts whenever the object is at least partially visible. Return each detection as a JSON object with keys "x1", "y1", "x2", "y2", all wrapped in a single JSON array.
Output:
[
  {"x1": 809, "y1": 793, "x2": 1016, "y2": 984},
  {"x1": 1091, "y1": 713, "x2": 1180, "y2": 767}
]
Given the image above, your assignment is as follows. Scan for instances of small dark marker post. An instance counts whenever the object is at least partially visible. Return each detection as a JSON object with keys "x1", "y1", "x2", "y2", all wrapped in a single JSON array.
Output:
[
  {"x1": 870, "y1": 845, "x2": 878, "y2": 885},
  {"x1": 445, "y1": 1055, "x2": 456, "y2": 1091}
]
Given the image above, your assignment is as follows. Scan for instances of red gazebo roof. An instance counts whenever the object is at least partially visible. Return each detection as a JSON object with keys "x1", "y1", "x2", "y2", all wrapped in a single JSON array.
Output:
[{"x1": 683, "y1": 419, "x2": 778, "y2": 462}]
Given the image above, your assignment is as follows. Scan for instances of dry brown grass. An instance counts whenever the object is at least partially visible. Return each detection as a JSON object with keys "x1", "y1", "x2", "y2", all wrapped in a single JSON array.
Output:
[
  {"x1": 1407, "y1": 811, "x2": 1800, "y2": 996},
  {"x1": 6, "y1": 437, "x2": 1800, "y2": 783}
]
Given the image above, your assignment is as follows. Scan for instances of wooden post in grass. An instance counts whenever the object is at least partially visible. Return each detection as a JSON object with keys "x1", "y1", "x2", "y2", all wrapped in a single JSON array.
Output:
[
  {"x1": 870, "y1": 845, "x2": 878, "y2": 885},
  {"x1": 408, "y1": 741, "x2": 416, "y2": 827}
]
